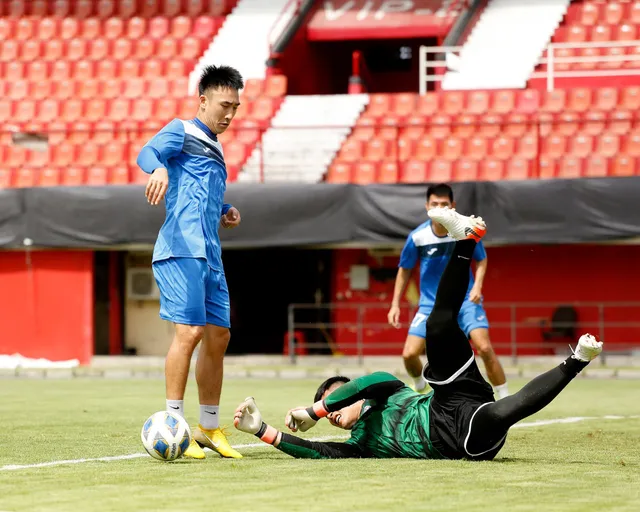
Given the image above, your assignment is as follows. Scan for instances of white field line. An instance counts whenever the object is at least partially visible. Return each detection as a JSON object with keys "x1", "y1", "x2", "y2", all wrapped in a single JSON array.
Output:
[{"x1": 1, "y1": 415, "x2": 638, "y2": 472}]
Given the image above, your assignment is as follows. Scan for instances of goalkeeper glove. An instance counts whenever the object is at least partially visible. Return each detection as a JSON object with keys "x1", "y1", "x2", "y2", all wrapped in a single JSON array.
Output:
[
  {"x1": 233, "y1": 397, "x2": 279, "y2": 445},
  {"x1": 285, "y1": 402, "x2": 330, "y2": 432}
]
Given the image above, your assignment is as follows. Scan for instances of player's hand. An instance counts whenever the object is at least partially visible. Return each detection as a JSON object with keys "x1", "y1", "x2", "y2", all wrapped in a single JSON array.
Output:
[
  {"x1": 285, "y1": 407, "x2": 317, "y2": 433},
  {"x1": 469, "y1": 285, "x2": 482, "y2": 304},
  {"x1": 145, "y1": 168, "x2": 168, "y2": 206},
  {"x1": 221, "y1": 207, "x2": 241, "y2": 229},
  {"x1": 233, "y1": 396, "x2": 262, "y2": 435},
  {"x1": 388, "y1": 305, "x2": 401, "y2": 328}
]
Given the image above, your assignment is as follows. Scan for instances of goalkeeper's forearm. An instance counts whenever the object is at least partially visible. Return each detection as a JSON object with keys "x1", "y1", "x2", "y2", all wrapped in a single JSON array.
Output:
[
  {"x1": 303, "y1": 372, "x2": 405, "y2": 422},
  {"x1": 254, "y1": 422, "x2": 362, "y2": 459}
]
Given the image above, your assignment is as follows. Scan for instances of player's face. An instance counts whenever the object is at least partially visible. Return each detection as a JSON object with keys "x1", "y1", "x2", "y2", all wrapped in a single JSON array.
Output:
[
  {"x1": 426, "y1": 194, "x2": 454, "y2": 212},
  {"x1": 199, "y1": 86, "x2": 241, "y2": 134},
  {"x1": 321, "y1": 383, "x2": 363, "y2": 430}
]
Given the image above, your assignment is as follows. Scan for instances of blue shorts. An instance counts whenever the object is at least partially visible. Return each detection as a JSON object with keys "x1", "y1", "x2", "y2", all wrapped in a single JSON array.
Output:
[
  {"x1": 408, "y1": 301, "x2": 489, "y2": 339},
  {"x1": 152, "y1": 257, "x2": 230, "y2": 328}
]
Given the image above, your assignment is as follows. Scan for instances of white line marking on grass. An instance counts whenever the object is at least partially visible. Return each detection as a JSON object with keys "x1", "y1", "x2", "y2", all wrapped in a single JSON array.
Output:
[{"x1": 1, "y1": 415, "x2": 638, "y2": 472}]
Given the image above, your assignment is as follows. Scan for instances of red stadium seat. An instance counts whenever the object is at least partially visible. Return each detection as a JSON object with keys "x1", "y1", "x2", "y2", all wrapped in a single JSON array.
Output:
[
  {"x1": 604, "y1": 2, "x2": 624, "y2": 25},
  {"x1": 14, "y1": 168, "x2": 36, "y2": 188},
  {"x1": 417, "y1": 93, "x2": 439, "y2": 116},
  {"x1": 157, "y1": 38, "x2": 178, "y2": 59},
  {"x1": 364, "y1": 140, "x2": 392, "y2": 161},
  {"x1": 582, "y1": 111, "x2": 606, "y2": 136},
  {"x1": 43, "y1": 39, "x2": 64, "y2": 61},
  {"x1": 87, "y1": 167, "x2": 108, "y2": 185},
  {"x1": 591, "y1": 25, "x2": 612, "y2": 43},
  {"x1": 429, "y1": 160, "x2": 453, "y2": 182},
  {"x1": 626, "y1": 132, "x2": 640, "y2": 157},
  {"x1": 517, "y1": 134, "x2": 538, "y2": 159},
  {"x1": 39, "y1": 168, "x2": 61, "y2": 187},
  {"x1": 633, "y1": 2, "x2": 640, "y2": 23},
  {"x1": 15, "y1": 18, "x2": 34, "y2": 40},
  {"x1": 558, "y1": 157, "x2": 583, "y2": 179},
  {"x1": 31, "y1": 81, "x2": 52, "y2": 100},
  {"x1": 579, "y1": 2, "x2": 599, "y2": 26},
  {"x1": 543, "y1": 135, "x2": 567, "y2": 159},
  {"x1": 612, "y1": 155, "x2": 636, "y2": 177},
  {"x1": 538, "y1": 157, "x2": 557, "y2": 179},
  {"x1": 7, "y1": 80, "x2": 28, "y2": 100},
  {"x1": 479, "y1": 159, "x2": 504, "y2": 181},
  {"x1": 414, "y1": 137, "x2": 436, "y2": 161},
  {"x1": 555, "y1": 112, "x2": 580, "y2": 136},
  {"x1": 74, "y1": 60, "x2": 94, "y2": 81},
  {"x1": 112, "y1": 39, "x2": 132, "y2": 60},
  {"x1": 193, "y1": 16, "x2": 217, "y2": 38},
  {"x1": 149, "y1": 17, "x2": 169, "y2": 39},
  {"x1": 134, "y1": 38, "x2": 155, "y2": 60},
  {"x1": 353, "y1": 162, "x2": 377, "y2": 185},
  {"x1": 454, "y1": 160, "x2": 478, "y2": 182},
  {"x1": 621, "y1": 87, "x2": 640, "y2": 110},
  {"x1": 81, "y1": 19, "x2": 101, "y2": 40},
  {"x1": 428, "y1": 115, "x2": 452, "y2": 139},
  {"x1": 181, "y1": 37, "x2": 202, "y2": 60},
  {"x1": 442, "y1": 92, "x2": 464, "y2": 115},
  {"x1": 541, "y1": 89, "x2": 566, "y2": 113},
  {"x1": 265, "y1": 75, "x2": 287, "y2": 97},
  {"x1": 401, "y1": 161, "x2": 427, "y2": 183},
  {"x1": 338, "y1": 140, "x2": 362, "y2": 162},
  {"x1": 127, "y1": 17, "x2": 146, "y2": 39},
  {"x1": 5, "y1": 62, "x2": 24, "y2": 81},
  {"x1": 393, "y1": 93, "x2": 416, "y2": 118},
  {"x1": 378, "y1": 162, "x2": 398, "y2": 183},
  {"x1": 492, "y1": 90, "x2": 515, "y2": 114},
  {"x1": 594, "y1": 88, "x2": 618, "y2": 111},
  {"x1": 585, "y1": 155, "x2": 609, "y2": 178},
  {"x1": 567, "y1": 25, "x2": 586, "y2": 42},
  {"x1": 609, "y1": 111, "x2": 633, "y2": 135},
  {"x1": 171, "y1": 16, "x2": 192, "y2": 38},
  {"x1": 101, "y1": 142, "x2": 126, "y2": 167},
  {"x1": 477, "y1": 115, "x2": 502, "y2": 138},
  {"x1": 0, "y1": 169, "x2": 12, "y2": 188},
  {"x1": 504, "y1": 114, "x2": 531, "y2": 138},
  {"x1": 567, "y1": 88, "x2": 592, "y2": 112},
  {"x1": 569, "y1": 134, "x2": 593, "y2": 158},
  {"x1": 491, "y1": 136, "x2": 515, "y2": 160},
  {"x1": 467, "y1": 91, "x2": 489, "y2": 115},
  {"x1": 77, "y1": 144, "x2": 101, "y2": 166},
  {"x1": 616, "y1": 24, "x2": 637, "y2": 41},
  {"x1": 243, "y1": 79, "x2": 264, "y2": 101},
  {"x1": 367, "y1": 94, "x2": 391, "y2": 118},
  {"x1": 467, "y1": 136, "x2": 488, "y2": 161},
  {"x1": 596, "y1": 134, "x2": 620, "y2": 157},
  {"x1": 327, "y1": 163, "x2": 352, "y2": 183},
  {"x1": 104, "y1": 18, "x2": 124, "y2": 39}
]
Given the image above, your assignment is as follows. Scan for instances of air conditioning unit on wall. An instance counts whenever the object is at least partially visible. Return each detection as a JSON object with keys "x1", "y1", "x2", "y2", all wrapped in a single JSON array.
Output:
[{"x1": 126, "y1": 268, "x2": 160, "y2": 300}]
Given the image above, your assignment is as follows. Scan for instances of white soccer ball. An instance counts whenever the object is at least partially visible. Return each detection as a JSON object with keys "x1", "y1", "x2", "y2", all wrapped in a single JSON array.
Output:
[{"x1": 140, "y1": 411, "x2": 192, "y2": 461}]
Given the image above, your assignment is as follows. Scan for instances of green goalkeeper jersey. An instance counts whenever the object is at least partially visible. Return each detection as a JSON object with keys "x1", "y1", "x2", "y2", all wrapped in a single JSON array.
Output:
[{"x1": 276, "y1": 372, "x2": 445, "y2": 460}]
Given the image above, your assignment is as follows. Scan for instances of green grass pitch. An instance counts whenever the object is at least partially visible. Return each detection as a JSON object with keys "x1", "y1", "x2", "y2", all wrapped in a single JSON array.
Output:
[{"x1": 1, "y1": 377, "x2": 639, "y2": 512}]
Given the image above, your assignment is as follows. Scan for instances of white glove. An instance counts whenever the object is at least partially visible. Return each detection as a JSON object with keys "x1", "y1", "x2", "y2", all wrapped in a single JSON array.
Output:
[
  {"x1": 285, "y1": 407, "x2": 318, "y2": 433},
  {"x1": 233, "y1": 396, "x2": 262, "y2": 435}
]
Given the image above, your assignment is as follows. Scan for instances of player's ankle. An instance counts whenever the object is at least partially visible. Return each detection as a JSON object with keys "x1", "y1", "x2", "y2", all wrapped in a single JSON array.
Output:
[{"x1": 413, "y1": 376, "x2": 428, "y2": 392}]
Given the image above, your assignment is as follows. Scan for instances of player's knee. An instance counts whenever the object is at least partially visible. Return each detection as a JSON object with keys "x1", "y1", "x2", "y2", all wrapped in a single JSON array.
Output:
[
  {"x1": 174, "y1": 325, "x2": 204, "y2": 351},
  {"x1": 473, "y1": 336, "x2": 496, "y2": 361},
  {"x1": 402, "y1": 344, "x2": 421, "y2": 360}
]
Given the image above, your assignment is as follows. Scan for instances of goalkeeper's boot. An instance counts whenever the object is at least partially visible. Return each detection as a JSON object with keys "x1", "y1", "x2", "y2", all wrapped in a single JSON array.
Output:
[
  {"x1": 573, "y1": 333, "x2": 603, "y2": 362},
  {"x1": 194, "y1": 426, "x2": 243, "y2": 459},
  {"x1": 428, "y1": 207, "x2": 486, "y2": 242},
  {"x1": 182, "y1": 438, "x2": 206, "y2": 460}
]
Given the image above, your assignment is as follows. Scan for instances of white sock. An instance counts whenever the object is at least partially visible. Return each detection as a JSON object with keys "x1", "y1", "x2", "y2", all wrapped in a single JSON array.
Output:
[
  {"x1": 200, "y1": 405, "x2": 220, "y2": 430},
  {"x1": 494, "y1": 383, "x2": 509, "y2": 399},
  {"x1": 166, "y1": 399, "x2": 184, "y2": 418},
  {"x1": 413, "y1": 376, "x2": 428, "y2": 392}
]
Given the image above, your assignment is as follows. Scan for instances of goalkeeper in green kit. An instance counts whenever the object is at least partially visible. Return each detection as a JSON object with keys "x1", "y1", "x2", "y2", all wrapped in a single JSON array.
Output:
[{"x1": 234, "y1": 207, "x2": 604, "y2": 460}]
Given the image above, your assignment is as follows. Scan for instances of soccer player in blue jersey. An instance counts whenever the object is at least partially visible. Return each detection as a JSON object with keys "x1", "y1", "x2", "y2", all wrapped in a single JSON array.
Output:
[
  {"x1": 387, "y1": 183, "x2": 509, "y2": 398},
  {"x1": 136, "y1": 65, "x2": 244, "y2": 460}
]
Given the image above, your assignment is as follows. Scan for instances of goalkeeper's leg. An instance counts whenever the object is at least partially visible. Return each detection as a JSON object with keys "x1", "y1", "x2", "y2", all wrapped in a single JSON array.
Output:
[{"x1": 465, "y1": 334, "x2": 603, "y2": 457}]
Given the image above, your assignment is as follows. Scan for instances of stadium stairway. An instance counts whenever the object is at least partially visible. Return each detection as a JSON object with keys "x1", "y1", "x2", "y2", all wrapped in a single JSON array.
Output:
[
  {"x1": 443, "y1": 0, "x2": 571, "y2": 90},
  {"x1": 238, "y1": 94, "x2": 369, "y2": 182},
  {"x1": 189, "y1": 0, "x2": 291, "y2": 92}
]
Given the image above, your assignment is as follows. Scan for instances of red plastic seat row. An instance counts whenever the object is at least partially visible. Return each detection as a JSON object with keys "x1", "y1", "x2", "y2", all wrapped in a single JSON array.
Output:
[
  {"x1": 0, "y1": 97, "x2": 202, "y2": 123},
  {"x1": 0, "y1": 36, "x2": 205, "y2": 62},
  {"x1": 539, "y1": 111, "x2": 640, "y2": 136},
  {"x1": 364, "y1": 89, "x2": 541, "y2": 118},
  {"x1": 0, "y1": 167, "x2": 140, "y2": 188},
  {"x1": 539, "y1": 155, "x2": 640, "y2": 179},
  {"x1": 327, "y1": 158, "x2": 535, "y2": 184},
  {"x1": 0, "y1": 15, "x2": 221, "y2": 41},
  {"x1": 0, "y1": 58, "x2": 198, "y2": 81},
  {"x1": 555, "y1": 23, "x2": 639, "y2": 43},
  {"x1": 0, "y1": 0, "x2": 234, "y2": 18},
  {"x1": 337, "y1": 135, "x2": 541, "y2": 163},
  {"x1": 576, "y1": 1, "x2": 640, "y2": 26},
  {"x1": 0, "y1": 78, "x2": 190, "y2": 102}
]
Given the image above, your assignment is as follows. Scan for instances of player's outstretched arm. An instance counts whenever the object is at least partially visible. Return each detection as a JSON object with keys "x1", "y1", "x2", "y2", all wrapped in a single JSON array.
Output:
[
  {"x1": 233, "y1": 397, "x2": 362, "y2": 459},
  {"x1": 287, "y1": 372, "x2": 405, "y2": 432}
]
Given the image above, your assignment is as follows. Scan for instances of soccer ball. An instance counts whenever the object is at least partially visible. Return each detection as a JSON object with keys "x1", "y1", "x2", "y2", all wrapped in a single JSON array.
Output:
[{"x1": 140, "y1": 411, "x2": 192, "y2": 461}]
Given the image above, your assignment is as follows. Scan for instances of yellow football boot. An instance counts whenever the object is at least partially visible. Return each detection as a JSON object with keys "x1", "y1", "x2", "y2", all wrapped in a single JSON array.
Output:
[
  {"x1": 182, "y1": 438, "x2": 206, "y2": 460},
  {"x1": 194, "y1": 426, "x2": 243, "y2": 459}
]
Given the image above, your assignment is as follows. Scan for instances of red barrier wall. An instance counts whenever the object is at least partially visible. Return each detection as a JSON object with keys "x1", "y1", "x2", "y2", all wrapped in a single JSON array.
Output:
[
  {"x1": 0, "y1": 250, "x2": 94, "y2": 364},
  {"x1": 331, "y1": 244, "x2": 640, "y2": 355}
]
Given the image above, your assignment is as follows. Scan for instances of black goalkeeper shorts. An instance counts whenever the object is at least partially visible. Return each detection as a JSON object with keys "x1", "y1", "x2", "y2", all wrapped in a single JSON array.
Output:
[{"x1": 425, "y1": 354, "x2": 507, "y2": 461}]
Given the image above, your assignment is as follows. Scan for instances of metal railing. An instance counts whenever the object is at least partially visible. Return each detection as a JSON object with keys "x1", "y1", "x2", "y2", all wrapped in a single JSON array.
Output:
[
  {"x1": 287, "y1": 301, "x2": 640, "y2": 365},
  {"x1": 419, "y1": 40, "x2": 640, "y2": 93}
]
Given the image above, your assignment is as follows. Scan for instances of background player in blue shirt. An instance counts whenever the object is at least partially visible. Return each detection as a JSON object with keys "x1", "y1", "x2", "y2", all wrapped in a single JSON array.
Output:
[
  {"x1": 387, "y1": 183, "x2": 509, "y2": 399},
  {"x1": 137, "y1": 65, "x2": 243, "y2": 460}
]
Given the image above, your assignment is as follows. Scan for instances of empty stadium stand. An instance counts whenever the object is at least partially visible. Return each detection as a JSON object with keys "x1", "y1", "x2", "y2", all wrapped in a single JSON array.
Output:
[
  {"x1": 0, "y1": 0, "x2": 287, "y2": 187},
  {"x1": 327, "y1": 88, "x2": 640, "y2": 183}
]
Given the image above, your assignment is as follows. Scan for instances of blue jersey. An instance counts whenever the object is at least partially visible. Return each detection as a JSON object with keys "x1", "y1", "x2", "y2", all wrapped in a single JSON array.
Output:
[
  {"x1": 398, "y1": 220, "x2": 486, "y2": 309},
  {"x1": 137, "y1": 118, "x2": 232, "y2": 272}
]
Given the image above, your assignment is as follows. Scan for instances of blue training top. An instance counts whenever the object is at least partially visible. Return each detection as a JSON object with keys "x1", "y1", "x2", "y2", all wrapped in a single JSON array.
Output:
[
  {"x1": 398, "y1": 219, "x2": 486, "y2": 309},
  {"x1": 137, "y1": 117, "x2": 232, "y2": 272}
]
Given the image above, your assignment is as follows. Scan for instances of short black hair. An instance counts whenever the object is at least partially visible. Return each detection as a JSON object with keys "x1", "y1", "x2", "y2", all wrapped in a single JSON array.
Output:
[
  {"x1": 314, "y1": 376, "x2": 351, "y2": 403},
  {"x1": 426, "y1": 183, "x2": 453, "y2": 202},
  {"x1": 198, "y1": 65, "x2": 244, "y2": 95}
]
